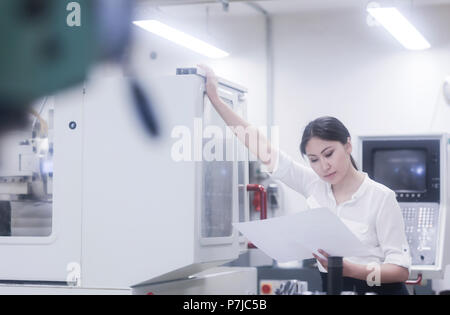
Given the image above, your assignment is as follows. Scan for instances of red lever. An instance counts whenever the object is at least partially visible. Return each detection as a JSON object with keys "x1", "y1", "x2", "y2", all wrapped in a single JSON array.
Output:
[
  {"x1": 405, "y1": 273, "x2": 422, "y2": 286},
  {"x1": 246, "y1": 184, "x2": 267, "y2": 249},
  {"x1": 247, "y1": 184, "x2": 267, "y2": 220}
]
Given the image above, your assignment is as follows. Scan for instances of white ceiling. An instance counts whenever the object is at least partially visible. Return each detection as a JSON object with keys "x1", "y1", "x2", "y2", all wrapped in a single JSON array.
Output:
[
  {"x1": 138, "y1": 0, "x2": 450, "y2": 18},
  {"x1": 258, "y1": 0, "x2": 450, "y2": 14}
]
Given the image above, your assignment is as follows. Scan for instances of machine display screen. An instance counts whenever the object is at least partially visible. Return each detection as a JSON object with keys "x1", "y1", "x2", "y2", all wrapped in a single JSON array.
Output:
[{"x1": 373, "y1": 149, "x2": 427, "y2": 192}]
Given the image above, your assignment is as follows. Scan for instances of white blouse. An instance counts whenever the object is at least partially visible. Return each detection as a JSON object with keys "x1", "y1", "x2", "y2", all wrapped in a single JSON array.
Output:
[{"x1": 269, "y1": 150, "x2": 412, "y2": 274}]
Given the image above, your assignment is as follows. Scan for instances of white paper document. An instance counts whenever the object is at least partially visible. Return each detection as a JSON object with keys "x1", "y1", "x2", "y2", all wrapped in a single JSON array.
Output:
[{"x1": 233, "y1": 208, "x2": 372, "y2": 263}]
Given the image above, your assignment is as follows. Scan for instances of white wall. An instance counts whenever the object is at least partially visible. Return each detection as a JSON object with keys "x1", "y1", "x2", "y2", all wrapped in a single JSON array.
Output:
[
  {"x1": 270, "y1": 4, "x2": 450, "y2": 292},
  {"x1": 273, "y1": 5, "x2": 450, "y2": 161},
  {"x1": 129, "y1": 3, "x2": 268, "y2": 127}
]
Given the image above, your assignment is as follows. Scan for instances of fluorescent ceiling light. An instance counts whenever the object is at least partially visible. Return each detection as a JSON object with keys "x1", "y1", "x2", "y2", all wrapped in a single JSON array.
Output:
[
  {"x1": 133, "y1": 20, "x2": 229, "y2": 59},
  {"x1": 367, "y1": 7, "x2": 430, "y2": 50}
]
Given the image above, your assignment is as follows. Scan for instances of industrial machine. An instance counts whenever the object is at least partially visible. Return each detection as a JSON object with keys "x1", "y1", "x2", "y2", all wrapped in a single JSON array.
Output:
[
  {"x1": 0, "y1": 67, "x2": 255, "y2": 294},
  {"x1": 359, "y1": 134, "x2": 450, "y2": 281}
]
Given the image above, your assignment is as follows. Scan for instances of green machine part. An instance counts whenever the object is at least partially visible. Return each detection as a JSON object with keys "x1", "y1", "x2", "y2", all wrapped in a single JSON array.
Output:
[{"x1": 0, "y1": 0, "x2": 95, "y2": 108}]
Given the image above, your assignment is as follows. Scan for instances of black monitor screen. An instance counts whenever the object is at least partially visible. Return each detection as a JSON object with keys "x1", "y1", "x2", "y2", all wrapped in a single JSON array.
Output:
[{"x1": 373, "y1": 149, "x2": 427, "y2": 192}]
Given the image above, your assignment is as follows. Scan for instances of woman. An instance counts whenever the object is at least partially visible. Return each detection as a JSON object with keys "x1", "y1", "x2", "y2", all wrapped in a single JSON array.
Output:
[{"x1": 198, "y1": 65, "x2": 411, "y2": 295}]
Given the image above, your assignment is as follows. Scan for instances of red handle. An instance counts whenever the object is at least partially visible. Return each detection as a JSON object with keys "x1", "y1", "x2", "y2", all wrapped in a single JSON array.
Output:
[
  {"x1": 405, "y1": 273, "x2": 422, "y2": 285},
  {"x1": 246, "y1": 184, "x2": 267, "y2": 249},
  {"x1": 247, "y1": 184, "x2": 267, "y2": 220}
]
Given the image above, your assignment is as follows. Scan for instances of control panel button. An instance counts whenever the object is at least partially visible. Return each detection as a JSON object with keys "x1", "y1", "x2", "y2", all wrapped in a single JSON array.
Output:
[{"x1": 261, "y1": 284, "x2": 272, "y2": 294}]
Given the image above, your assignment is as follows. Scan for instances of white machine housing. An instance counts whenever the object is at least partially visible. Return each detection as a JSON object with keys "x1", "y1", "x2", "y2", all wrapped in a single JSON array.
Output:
[{"x1": 0, "y1": 67, "x2": 251, "y2": 291}]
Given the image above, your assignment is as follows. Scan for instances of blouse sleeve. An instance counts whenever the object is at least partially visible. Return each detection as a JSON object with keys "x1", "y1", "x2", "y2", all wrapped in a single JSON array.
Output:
[
  {"x1": 376, "y1": 191, "x2": 412, "y2": 273},
  {"x1": 267, "y1": 149, "x2": 319, "y2": 198}
]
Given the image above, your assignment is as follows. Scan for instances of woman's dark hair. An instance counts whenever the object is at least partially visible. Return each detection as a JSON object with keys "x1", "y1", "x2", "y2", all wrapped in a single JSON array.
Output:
[{"x1": 300, "y1": 116, "x2": 358, "y2": 170}]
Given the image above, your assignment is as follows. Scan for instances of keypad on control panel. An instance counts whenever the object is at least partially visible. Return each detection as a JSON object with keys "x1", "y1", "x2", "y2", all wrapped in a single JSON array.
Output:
[
  {"x1": 400, "y1": 203, "x2": 439, "y2": 266},
  {"x1": 418, "y1": 207, "x2": 435, "y2": 229}
]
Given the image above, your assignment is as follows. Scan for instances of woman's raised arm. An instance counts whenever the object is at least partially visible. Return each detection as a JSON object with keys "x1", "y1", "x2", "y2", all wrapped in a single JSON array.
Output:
[{"x1": 198, "y1": 64, "x2": 278, "y2": 172}]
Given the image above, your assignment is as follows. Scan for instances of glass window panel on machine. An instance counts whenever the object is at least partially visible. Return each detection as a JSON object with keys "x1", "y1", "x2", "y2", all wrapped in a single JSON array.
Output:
[
  {"x1": 0, "y1": 88, "x2": 83, "y2": 285},
  {"x1": 359, "y1": 134, "x2": 450, "y2": 281},
  {"x1": 0, "y1": 98, "x2": 54, "y2": 237},
  {"x1": 201, "y1": 94, "x2": 234, "y2": 239},
  {"x1": 200, "y1": 84, "x2": 249, "y2": 254}
]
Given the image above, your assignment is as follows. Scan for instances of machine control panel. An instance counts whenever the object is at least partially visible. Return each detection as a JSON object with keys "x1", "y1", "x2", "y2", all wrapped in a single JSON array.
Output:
[{"x1": 400, "y1": 202, "x2": 439, "y2": 265}]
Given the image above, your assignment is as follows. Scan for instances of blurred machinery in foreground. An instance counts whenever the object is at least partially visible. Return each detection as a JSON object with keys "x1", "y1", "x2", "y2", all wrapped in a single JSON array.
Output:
[
  {"x1": 0, "y1": 0, "x2": 158, "y2": 138},
  {"x1": 0, "y1": 0, "x2": 126, "y2": 125}
]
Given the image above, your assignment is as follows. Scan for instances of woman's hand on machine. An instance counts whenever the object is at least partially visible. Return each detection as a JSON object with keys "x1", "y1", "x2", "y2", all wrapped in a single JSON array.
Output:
[{"x1": 198, "y1": 64, "x2": 220, "y2": 103}]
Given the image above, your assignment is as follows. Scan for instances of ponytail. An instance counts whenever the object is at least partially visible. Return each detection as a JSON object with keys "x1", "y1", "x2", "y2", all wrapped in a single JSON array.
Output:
[{"x1": 350, "y1": 155, "x2": 358, "y2": 170}]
